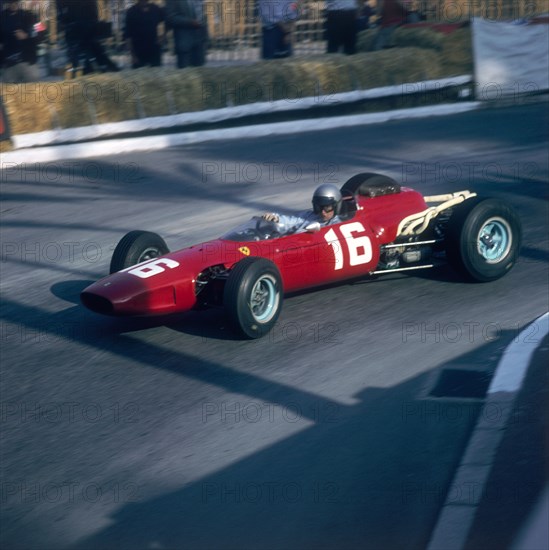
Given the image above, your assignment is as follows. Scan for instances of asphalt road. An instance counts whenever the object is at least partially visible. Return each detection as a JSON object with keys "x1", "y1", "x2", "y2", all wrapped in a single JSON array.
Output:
[{"x1": 1, "y1": 101, "x2": 548, "y2": 550}]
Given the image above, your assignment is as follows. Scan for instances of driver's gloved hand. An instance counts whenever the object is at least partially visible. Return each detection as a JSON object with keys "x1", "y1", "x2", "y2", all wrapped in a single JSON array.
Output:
[{"x1": 262, "y1": 213, "x2": 280, "y2": 223}]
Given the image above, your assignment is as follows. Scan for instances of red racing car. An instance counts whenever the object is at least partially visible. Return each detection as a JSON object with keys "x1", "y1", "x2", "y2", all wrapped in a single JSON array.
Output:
[{"x1": 81, "y1": 173, "x2": 522, "y2": 338}]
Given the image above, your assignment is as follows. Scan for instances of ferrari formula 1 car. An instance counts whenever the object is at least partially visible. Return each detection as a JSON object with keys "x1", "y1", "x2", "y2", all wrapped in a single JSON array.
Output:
[{"x1": 81, "y1": 173, "x2": 522, "y2": 338}]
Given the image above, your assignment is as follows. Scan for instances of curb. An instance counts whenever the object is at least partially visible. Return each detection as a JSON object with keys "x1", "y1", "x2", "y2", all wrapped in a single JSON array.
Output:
[
  {"x1": 0, "y1": 101, "x2": 480, "y2": 164},
  {"x1": 427, "y1": 312, "x2": 549, "y2": 550}
]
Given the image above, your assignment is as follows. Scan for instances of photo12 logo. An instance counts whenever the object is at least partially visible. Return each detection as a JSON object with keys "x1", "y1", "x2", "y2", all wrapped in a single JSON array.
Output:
[
  {"x1": 1, "y1": 241, "x2": 102, "y2": 265},
  {"x1": 201, "y1": 162, "x2": 340, "y2": 184},
  {"x1": 1, "y1": 481, "x2": 140, "y2": 504}
]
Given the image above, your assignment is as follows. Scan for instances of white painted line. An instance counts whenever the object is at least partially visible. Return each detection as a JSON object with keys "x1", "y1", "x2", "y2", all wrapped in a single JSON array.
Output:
[
  {"x1": 427, "y1": 312, "x2": 549, "y2": 550},
  {"x1": 512, "y1": 487, "x2": 549, "y2": 550},
  {"x1": 489, "y1": 312, "x2": 549, "y2": 393},
  {"x1": 1, "y1": 101, "x2": 481, "y2": 164},
  {"x1": 12, "y1": 75, "x2": 473, "y2": 148}
]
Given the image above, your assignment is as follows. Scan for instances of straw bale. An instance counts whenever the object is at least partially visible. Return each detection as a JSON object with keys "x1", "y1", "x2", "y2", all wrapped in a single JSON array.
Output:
[
  {"x1": 47, "y1": 80, "x2": 95, "y2": 129},
  {"x1": 356, "y1": 29, "x2": 378, "y2": 52},
  {"x1": 267, "y1": 60, "x2": 314, "y2": 100},
  {"x1": 394, "y1": 27, "x2": 445, "y2": 51},
  {"x1": 218, "y1": 66, "x2": 259, "y2": 106},
  {"x1": 161, "y1": 68, "x2": 208, "y2": 112},
  {"x1": 233, "y1": 64, "x2": 275, "y2": 103},
  {"x1": 322, "y1": 55, "x2": 356, "y2": 92},
  {"x1": 387, "y1": 47, "x2": 443, "y2": 82},
  {"x1": 345, "y1": 52, "x2": 388, "y2": 88},
  {"x1": 126, "y1": 67, "x2": 176, "y2": 118},
  {"x1": 287, "y1": 58, "x2": 325, "y2": 95},
  {"x1": 0, "y1": 83, "x2": 55, "y2": 134},
  {"x1": 196, "y1": 66, "x2": 244, "y2": 109},
  {"x1": 280, "y1": 59, "x2": 321, "y2": 99},
  {"x1": 83, "y1": 72, "x2": 142, "y2": 124},
  {"x1": 3, "y1": 39, "x2": 461, "y2": 139},
  {"x1": 346, "y1": 48, "x2": 441, "y2": 89},
  {"x1": 0, "y1": 140, "x2": 13, "y2": 152},
  {"x1": 440, "y1": 27, "x2": 473, "y2": 75},
  {"x1": 295, "y1": 55, "x2": 355, "y2": 97}
]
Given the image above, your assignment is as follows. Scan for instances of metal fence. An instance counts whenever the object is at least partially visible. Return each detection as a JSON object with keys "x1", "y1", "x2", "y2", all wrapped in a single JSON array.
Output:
[
  {"x1": 202, "y1": 0, "x2": 549, "y2": 63},
  {"x1": 204, "y1": 0, "x2": 326, "y2": 63},
  {"x1": 27, "y1": 0, "x2": 549, "y2": 68}
]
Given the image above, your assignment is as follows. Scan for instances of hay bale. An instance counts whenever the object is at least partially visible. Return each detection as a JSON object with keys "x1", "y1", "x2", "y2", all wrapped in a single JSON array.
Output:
[
  {"x1": 234, "y1": 64, "x2": 277, "y2": 103},
  {"x1": 129, "y1": 67, "x2": 176, "y2": 118},
  {"x1": 345, "y1": 52, "x2": 388, "y2": 88},
  {"x1": 393, "y1": 27, "x2": 445, "y2": 51},
  {"x1": 346, "y1": 48, "x2": 442, "y2": 89},
  {"x1": 383, "y1": 47, "x2": 443, "y2": 82},
  {"x1": 440, "y1": 27, "x2": 473, "y2": 75},
  {"x1": 221, "y1": 65, "x2": 260, "y2": 106},
  {"x1": 164, "y1": 68, "x2": 207, "y2": 112},
  {"x1": 294, "y1": 55, "x2": 355, "y2": 97},
  {"x1": 84, "y1": 72, "x2": 143, "y2": 124},
  {"x1": 0, "y1": 140, "x2": 14, "y2": 152},
  {"x1": 49, "y1": 80, "x2": 96, "y2": 128},
  {"x1": 268, "y1": 60, "x2": 316, "y2": 100},
  {"x1": 356, "y1": 29, "x2": 378, "y2": 53},
  {"x1": 2, "y1": 40, "x2": 462, "y2": 139},
  {"x1": 0, "y1": 83, "x2": 55, "y2": 134},
  {"x1": 198, "y1": 66, "x2": 244, "y2": 108}
]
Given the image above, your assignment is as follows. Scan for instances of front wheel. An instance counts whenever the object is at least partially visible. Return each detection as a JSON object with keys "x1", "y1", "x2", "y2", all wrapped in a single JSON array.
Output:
[
  {"x1": 445, "y1": 197, "x2": 521, "y2": 282},
  {"x1": 224, "y1": 257, "x2": 283, "y2": 338},
  {"x1": 109, "y1": 230, "x2": 169, "y2": 274}
]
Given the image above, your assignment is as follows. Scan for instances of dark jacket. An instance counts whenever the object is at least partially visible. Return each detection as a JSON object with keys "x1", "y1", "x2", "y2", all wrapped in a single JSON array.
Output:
[
  {"x1": 165, "y1": 0, "x2": 207, "y2": 50},
  {"x1": 0, "y1": 7, "x2": 37, "y2": 66}
]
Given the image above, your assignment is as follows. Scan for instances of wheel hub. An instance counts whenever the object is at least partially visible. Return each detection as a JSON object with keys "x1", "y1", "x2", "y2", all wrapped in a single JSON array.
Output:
[
  {"x1": 477, "y1": 218, "x2": 511, "y2": 263},
  {"x1": 138, "y1": 247, "x2": 161, "y2": 263},
  {"x1": 250, "y1": 277, "x2": 278, "y2": 322}
]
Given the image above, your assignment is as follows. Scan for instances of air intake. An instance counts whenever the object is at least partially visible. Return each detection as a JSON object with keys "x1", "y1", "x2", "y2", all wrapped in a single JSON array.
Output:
[{"x1": 80, "y1": 292, "x2": 114, "y2": 315}]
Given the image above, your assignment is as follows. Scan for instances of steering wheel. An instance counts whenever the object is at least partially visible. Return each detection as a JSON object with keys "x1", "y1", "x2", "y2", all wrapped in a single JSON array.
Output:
[{"x1": 255, "y1": 217, "x2": 282, "y2": 239}]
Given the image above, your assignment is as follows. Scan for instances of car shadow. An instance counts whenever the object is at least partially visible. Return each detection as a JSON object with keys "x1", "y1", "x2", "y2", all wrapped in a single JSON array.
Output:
[
  {"x1": 56, "y1": 263, "x2": 471, "y2": 343},
  {"x1": 51, "y1": 280, "x2": 96, "y2": 305}
]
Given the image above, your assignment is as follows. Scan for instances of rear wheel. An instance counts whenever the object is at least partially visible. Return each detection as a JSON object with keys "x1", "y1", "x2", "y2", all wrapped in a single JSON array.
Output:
[
  {"x1": 445, "y1": 198, "x2": 521, "y2": 282},
  {"x1": 224, "y1": 257, "x2": 283, "y2": 338},
  {"x1": 340, "y1": 172, "x2": 401, "y2": 197},
  {"x1": 109, "y1": 230, "x2": 169, "y2": 274}
]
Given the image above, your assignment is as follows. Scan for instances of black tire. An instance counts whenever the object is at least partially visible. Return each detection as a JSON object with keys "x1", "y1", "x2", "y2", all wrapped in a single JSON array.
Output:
[
  {"x1": 224, "y1": 257, "x2": 283, "y2": 338},
  {"x1": 341, "y1": 172, "x2": 401, "y2": 197},
  {"x1": 445, "y1": 197, "x2": 522, "y2": 282},
  {"x1": 109, "y1": 230, "x2": 169, "y2": 274}
]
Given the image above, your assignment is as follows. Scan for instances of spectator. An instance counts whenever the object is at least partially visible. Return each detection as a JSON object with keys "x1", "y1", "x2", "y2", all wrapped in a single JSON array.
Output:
[
  {"x1": 356, "y1": 0, "x2": 375, "y2": 32},
  {"x1": 59, "y1": 0, "x2": 119, "y2": 75},
  {"x1": 165, "y1": 0, "x2": 208, "y2": 68},
  {"x1": 373, "y1": 0, "x2": 409, "y2": 50},
  {"x1": 325, "y1": 0, "x2": 358, "y2": 55},
  {"x1": 258, "y1": 0, "x2": 298, "y2": 59},
  {"x1": 404, "y1": 0, "x2": 423, "y2": 23},
  {"x1": 125, "y1": 0, "x2": 165, "y2": 69},
  {"x1": 0, "y1": 0, "x2": 39, "y2": 83}
]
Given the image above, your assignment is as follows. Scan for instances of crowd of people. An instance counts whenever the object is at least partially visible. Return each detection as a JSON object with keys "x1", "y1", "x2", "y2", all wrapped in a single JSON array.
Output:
[{"x1": 0, "y1": 0, "x2": 423, "y2": 83}]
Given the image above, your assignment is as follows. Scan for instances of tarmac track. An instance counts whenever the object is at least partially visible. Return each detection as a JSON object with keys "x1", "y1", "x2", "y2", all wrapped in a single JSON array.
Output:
[{"x1": 0, "y1": 101, "x2": 548, "y2": 549}]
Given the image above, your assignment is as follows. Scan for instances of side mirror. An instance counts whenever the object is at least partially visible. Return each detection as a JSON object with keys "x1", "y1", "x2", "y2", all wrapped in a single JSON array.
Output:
[{"x1": 305, "y1": 222, "x2": 321, "y2": 233}]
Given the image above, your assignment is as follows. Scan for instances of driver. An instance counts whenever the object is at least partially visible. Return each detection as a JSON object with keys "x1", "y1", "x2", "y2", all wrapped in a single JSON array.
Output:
[{"x1": 262, "y1": 184, "x2": 343, "y2": 234}]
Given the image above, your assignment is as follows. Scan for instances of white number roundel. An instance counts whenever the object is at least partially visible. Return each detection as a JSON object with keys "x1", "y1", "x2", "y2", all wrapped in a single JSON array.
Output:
[
  {"x1": 324, "y1": 222, "x2": 372, "y2": 270},
  {"x1": 127, "y1": 258, "x2": 180, "y2": 278}
]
